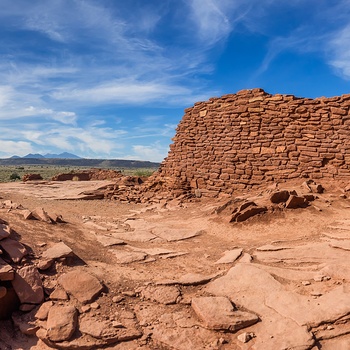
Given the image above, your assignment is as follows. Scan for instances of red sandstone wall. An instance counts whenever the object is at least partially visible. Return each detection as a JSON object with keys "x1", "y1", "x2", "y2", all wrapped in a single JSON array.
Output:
[{"x1": 156, "y1": 88, "x2": 350, "y2": 197}]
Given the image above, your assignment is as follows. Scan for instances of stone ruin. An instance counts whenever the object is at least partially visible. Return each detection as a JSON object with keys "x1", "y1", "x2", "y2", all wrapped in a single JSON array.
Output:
[{"x1": 151, "y1": 88, "x2": 350, "y2": 198}]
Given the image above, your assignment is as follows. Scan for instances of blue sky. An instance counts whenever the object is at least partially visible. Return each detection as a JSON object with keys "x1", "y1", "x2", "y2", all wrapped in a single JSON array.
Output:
[{"x1": 1, "y1": 0, "x2": 350, "y2": 161}]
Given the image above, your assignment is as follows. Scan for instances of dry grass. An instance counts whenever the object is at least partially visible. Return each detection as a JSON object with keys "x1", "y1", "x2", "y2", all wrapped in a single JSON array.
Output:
[{"x1": 0, "y1": 165, "x2": 157, "y2": 183}]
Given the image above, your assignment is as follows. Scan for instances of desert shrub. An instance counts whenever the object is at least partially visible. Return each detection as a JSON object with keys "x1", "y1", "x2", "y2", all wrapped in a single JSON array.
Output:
[
  {"x1": 72, "y1": 175, "x2": 80, "y2": 181},
  {"x1": 9, "y1": 172, "x2": 21, "y2": 181}
]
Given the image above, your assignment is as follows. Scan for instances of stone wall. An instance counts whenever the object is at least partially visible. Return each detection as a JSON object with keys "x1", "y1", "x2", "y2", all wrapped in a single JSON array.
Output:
[{"x1": 155, "y1": 88, "x2": 350, "y2": 197}]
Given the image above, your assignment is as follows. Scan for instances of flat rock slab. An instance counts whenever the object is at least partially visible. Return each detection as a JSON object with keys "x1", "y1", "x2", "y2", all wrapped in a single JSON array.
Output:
[
  {"x1": 79, "y1": 312, "x2": 142, "y2": 343},
  {"x1": 0, "y1": 257, "x2": 14, "y2": 281},
  {"x1": 0, "y1": 238, "x2": 27, "y2": 263},
  {"x1": 0, "y1": 224, "x2": 10, "y2": 240},
  {"x1": 58, "y1": 269, "x2": 103, "y2": 304},
  {"x1": 254, "y1": 242, "x2": 350, "y2": 264},
  {"x1": 95, "y1": 235, "x2": 125, "y2": 247},
  {"x1": 111, "y1": 250, "x2": 147, "y2": 264},
  {"x1": 12, "y1": 265, "x2": 44, "y2": 304},
  {"x1": 46, "y1": 304, "x2": 77, "y2": 342},
  {"x1": 192, "y1": 296, "x2": 258, "y2": 331},
  {"x1": 152, "y1": 227, "x2": 202, "y2": 242},
  {"x1": 214, "y1": 248, "x2": 243, "y2": 264},
  {"x1": 111, "y1": 230, "x2": 157, "y2": 242},
  {"x1": 139, "y1": 285, "x2": 180, "y2": 304},
  {"x1": 256, "y1": 244, "x2": 291, "y2": 251},
  {"x1": 42, "y1": 242, "x2": 73, "y2": 260},
  {"x1": 125, "y1": 219, "x2": 156, "y2": 231},
  {"x1": 151, "y1": 312, "x2": 222, "y2": 350},
  {"x1": 329, "y1": 239, "x2": 350, "y2": 251},
  {"x1": 129, "y1": 246, "x2": 175, "y2": 256},
  {"x1": 157, "y1": 272, "x2": 221, "y2": 286},
  {"x1": 206, "y1": 263, "x2": 315, "y2": 349}
]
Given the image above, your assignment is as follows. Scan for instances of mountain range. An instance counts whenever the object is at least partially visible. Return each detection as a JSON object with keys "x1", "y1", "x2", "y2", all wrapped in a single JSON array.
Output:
[{"x1": 10, "y1": 152, "x2": 82, "y2": 159}]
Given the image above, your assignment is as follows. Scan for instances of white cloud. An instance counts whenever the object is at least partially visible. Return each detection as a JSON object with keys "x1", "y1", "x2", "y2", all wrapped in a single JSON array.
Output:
[
  {"x1": 131, "y1": 143, "x2": 169, "y2": 162},
  {"x1": 0, "y1": 140, "x2": 33, "y2": 157},
  {"x1": 328, "y1": 24, "x2": 350, "y2": 79}
]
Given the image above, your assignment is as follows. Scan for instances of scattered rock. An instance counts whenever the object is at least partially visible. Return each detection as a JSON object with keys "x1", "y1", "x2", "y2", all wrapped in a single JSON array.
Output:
[
  {"x1": 237, "y1": 332, "x2": 255, "y2": 343},
  {"x1": 32, "y1": 207, "x2": 53, "y2": 223},
  {"x1": 270, "y1": 190, "x2": 290, "y2": 203},
  {"x1": 139, "y1": 285, "x2": 181, "y2": 305},
  {"x1": 42, "y1": 242, "x2": 73, "y2": 260},
  {"x1": 95, "y1": 235, "x2": 125, "y2": 247},
  {"x1": 111, "y1": 250, "x2": 147, "y2": 264},
  {"x1": 0, "y1": 238, "x2": 27, "y2": 263},
  {"x1": 285, "y1": 195, "x2": 308, "y2": 209},
  {"x1": 0, "y1": 257, "x2": 14, "y2": 281},
  {"x1": 58, "y1": 269, "x2": 103, "y2": 304},
  {"x1": 214, "y1": 248, "x2": 243, "y2": 264},
  {"x1": 192, "y1": 296, "x2": 259, "y2": 331},
  {"x1": 12, "y1": 265, "x2": 44, "y2": 304},
  {"x1": 0, "y1": 224, "x2": 11, "y2": 240},
  {"x1": 22, "y1": 209, "x2": 34, "y2": 220},
  {"x1": 45, "y1": 304, "x2": 78, "y2": 342},
  {"x1": 35, "y1": 301, "x2": 54, "y2": 320}
]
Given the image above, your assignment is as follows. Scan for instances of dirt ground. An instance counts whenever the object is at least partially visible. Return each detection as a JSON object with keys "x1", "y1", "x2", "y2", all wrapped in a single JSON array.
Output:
[{"x1": 1, "y1": 179, "x2": 350, "y2": 349}]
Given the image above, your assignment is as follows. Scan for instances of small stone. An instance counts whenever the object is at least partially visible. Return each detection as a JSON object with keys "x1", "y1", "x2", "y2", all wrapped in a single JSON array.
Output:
[
  {"x1": 112, "y1": 295, "x2": 124, "y2": 303},
  {"x1": 81, "y1": 305, "x2": 91, "y2": 313},
  {"x1": 301, "y1": 281, "x2": 311, "y2": 286},
  {"x1": 90, "y1": 302, "x2": 100, "y2": 309},
  {"x1": 49, "y1": 287, "x2": 68, "y2": 301},
  {"x1": 37, "y1": 259, "x2": 54, "y2": 271},
  {"x1": 32, "y1": 207, "x2": 53, "y2": 223},
  {"x1": 35, "y1": 301, "x2": 54, "y2": 320},
  {"x1": 237, "y1": 332, "x2": 254, "y2": 343},
  {"x1": 22, "y1": 210, "x2": 34, "y2": 220},
  {"x1": 122, "y1": 290, "x2": 136, "y2": 297},
  {"x1": 0, "y1": 224, "x2": 11, "y2": 240}
]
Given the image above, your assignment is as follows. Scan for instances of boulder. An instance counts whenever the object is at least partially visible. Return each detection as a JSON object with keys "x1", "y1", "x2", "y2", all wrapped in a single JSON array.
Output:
[
  {"x1": 285, "y1": 195, "x2": 307, "y2": 209},
  {"x1": 46, "y1": 304, "x2": 78, "y2": 342},
  {"x1": 11, "y1": 265, "x2": 44, "y2": 304},
  {"x1": 0, "y1": 238, "x2": 27, "y2": 263},
  {"x1": 191, "y1": 296, "x2": 259, "y2": 332},
  {"x1": 58, "y1": 269, "x2": 103, "y2": 304},
  {"x1": 42, "y1": 242, "x2": 73, "y2": 260},
  {"x1": 270, "y1": 190, "x2": 290, "y2": 203}
]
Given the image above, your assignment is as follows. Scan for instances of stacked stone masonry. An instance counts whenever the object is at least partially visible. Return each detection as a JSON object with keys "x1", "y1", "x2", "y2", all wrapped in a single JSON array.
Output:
[{"x1": 155, "y1": 88, "x2": 350, "y2": 197}]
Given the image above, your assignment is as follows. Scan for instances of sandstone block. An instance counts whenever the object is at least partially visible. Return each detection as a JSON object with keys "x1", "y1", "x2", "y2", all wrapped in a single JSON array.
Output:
[
  {"x1": 58, "y1": 269, "x2": 103, "y2": 304},
  {"x1": 46, "y1": 304, "x2": 77, "y2": 342}
]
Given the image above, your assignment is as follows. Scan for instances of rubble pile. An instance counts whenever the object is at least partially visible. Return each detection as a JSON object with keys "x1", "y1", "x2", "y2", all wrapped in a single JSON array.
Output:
[
  {"x1": 51, "y1": 168, "x2": 123, "y2": 181},
  {"x1": 22, "y1": 174, "x2": 43, "y2": 182}
]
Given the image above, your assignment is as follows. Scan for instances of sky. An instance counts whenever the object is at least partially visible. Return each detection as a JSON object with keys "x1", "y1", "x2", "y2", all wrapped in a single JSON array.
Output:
[{"x1": 1, "y1": 0, "x2": 350, "y2": 162}]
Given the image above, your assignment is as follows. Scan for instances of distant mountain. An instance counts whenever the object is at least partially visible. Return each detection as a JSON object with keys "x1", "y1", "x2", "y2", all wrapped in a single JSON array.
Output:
[
  {"x1": 44, "y1": 152, "x2": 82, "y2": 159},
  {"x1": 23, "y1": 153, "x2": 45, "y2": 159},
  {"x1": 18, "y1": 152, "x2": 82, "y2": 159}
]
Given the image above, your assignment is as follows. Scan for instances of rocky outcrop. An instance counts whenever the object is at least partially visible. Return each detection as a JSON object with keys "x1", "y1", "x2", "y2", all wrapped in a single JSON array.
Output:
[{"x1": 151, "y1": 88, "x2": 350, "y2": 197}]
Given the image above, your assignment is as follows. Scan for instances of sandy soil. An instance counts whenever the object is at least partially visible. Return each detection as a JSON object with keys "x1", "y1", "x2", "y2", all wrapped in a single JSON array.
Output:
[{"x1": 1, "y1": 179, "x2": 350, "y2": 349}]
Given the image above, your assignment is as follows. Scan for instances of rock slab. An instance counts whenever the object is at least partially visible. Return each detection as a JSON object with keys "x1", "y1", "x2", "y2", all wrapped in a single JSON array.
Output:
[
  {"x1": 192, "y1": 296, "x2": 259, "y2": 331},
  {"x1": 58, "y1": 269, "x2": 103, "y2": 304}
]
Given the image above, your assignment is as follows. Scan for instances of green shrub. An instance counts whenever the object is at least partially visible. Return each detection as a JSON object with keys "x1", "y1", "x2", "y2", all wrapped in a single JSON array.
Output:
[{"x1": 9, "y1": 172, "x2": 21, "y2": 181}]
